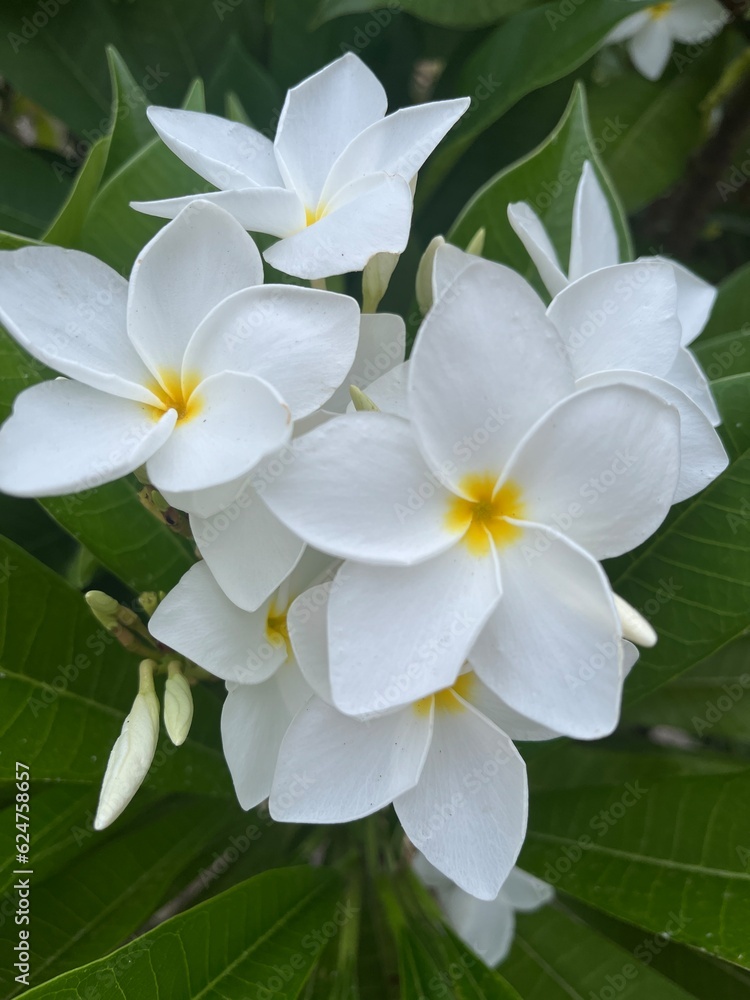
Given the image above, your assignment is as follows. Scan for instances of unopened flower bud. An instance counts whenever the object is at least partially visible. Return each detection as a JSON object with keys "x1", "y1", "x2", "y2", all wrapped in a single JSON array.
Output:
[
  {"x1": 362, "y1": 251, "x2": 400, "y2": 313},
  {"x1": 350, "y1": 386, "x2": 379, "y2": 412},
  {"x1": 614, "y1": 594, "x2": 657, "y2": 647},
  {"x1": 85, "y1": 590, "x2": 120, "y2": 631},
  {"x1": 94, "y1": 660, "x2": 160, "y2": 831},
  {"x1": 416, "y1": 235, "x2": 445, "y2": 315},
  {"x1": 465, "y1": 226, "x2": 486, "y2": 257},
  {"x1": 164, "y1": 661, "x2": 193, "y2": 746}
]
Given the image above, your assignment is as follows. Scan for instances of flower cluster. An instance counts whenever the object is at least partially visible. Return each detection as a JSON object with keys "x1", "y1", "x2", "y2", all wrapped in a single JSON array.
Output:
[{"x1": 0, "y1": 53, "x2": 726, "y2": 945}]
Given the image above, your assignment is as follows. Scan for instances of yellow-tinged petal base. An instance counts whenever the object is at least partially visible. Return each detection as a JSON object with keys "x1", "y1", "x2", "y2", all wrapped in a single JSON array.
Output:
[
  {"x1": 146, "y1": 369, "x2": 203, "y2": 424},
  {"x1": 446, "y1": 473, "x2": 525, "y2": 556}
]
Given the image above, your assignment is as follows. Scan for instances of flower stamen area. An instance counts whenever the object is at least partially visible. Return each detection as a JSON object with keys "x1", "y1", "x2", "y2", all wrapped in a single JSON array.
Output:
[
  {"x1": 147, "y1": 370, "x2": 202, "y2": 424},
  {"x1": 305, "y1": 203, "x2": 328, "y2": 227},
  {"x1": 266, "y1": 607, "x2": 292, "y2": 659},
  {"x1": 446, "y1": 473, "x2": 525, "y2": 556},
  {"x1": 414, "y1": 672, "x2": 476, "y2": 716},
  {"x1": 649, "y1": 2, "x2": 672, "y2": 18}
]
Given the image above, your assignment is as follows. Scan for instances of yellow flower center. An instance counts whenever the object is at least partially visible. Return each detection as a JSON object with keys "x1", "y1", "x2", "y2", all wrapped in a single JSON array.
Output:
[
  {"x1": 649, "y1": 2, "x2": 672, "y2": 18},
  {"x1": 266, "y1": 608, "x2": 291, "y2": 658},
  {"x1": 414, "y1": 672, "x2": 476, "y2": 717},
  {"x1": 147, "y1": 369, "x2": 202, "y2": 424},
  {"x1": 445, "y1": 473, "x2": 525, "y2": 557},
  {"x1": 305, "y1": 203, "x2": 327, "y2": 227}
]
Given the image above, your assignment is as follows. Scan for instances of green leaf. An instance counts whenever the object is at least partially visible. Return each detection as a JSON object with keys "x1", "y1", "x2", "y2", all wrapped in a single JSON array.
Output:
[
  {"x1": 43, "y1": 136, "x2": 111, "y2": 248},
  {"x1": 104, "y1": 46, "x2": 153, "y2": 180},
  {"x1": 502, "y1": 901, "x2": 698, "y2": 999},
  {"x1": 21, "y1": 866, "x2": 343, "y2": 1000},
  {"x1": 450, "y1": 82, "x2": 631, "y2": 296},
  {"x1": 0, "y1": 230, "x2": 44, "y2": 250},
  {"x1": 701, "y1": 262, "x2": 750, "y2": 342},
  {"x1": 0, "y1": 796, "x2": 234, "y2": 993},
  {"x1": 0, "y1": 329, "x2": 194, "y2": 593},
  {"x1": 419, "y1": 0, "x2": 652, "y2": 203},
  {"x1": 0, "y1": 534, "x2": 229, "y2": 798},
  {"x1": 207, "y1": 35, "x2": 282, "y2": 128},
  {"x1": 314, "y1": 0, "x2": 539, "y2": 30},
  {"x1": 607, "y1": 373, "x2": 750, "y2": 704},
  {"x1": 588, "y1": 38, "x2": 729, "y2": 212},
  {"x1": 78, "y1": 78, "x2": 211, "y2": 275},
  {"x1": 693, "y1": 328, "x2": 750, "y2": 382},
  {"x1": 521, "y1": 768, "x2": 750, "y2": 967}
]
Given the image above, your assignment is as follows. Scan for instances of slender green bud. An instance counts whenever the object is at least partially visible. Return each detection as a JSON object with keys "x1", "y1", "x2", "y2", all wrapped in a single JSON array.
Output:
[
  {"x1": 465, "y1": 226, "x2": 486, "y2": 256},
  {"x1": 416, "y1": 235, "x2": 445, "y2": 315},
  {"x1": 350, "y1": 386, "x2": 380, "y2": 412},
  {"x1": 362, "y1": 251, "x2": 399, "y2": 313},
  {"x1": 164, "y1": 661, "x2": 194, "y2": 747}
]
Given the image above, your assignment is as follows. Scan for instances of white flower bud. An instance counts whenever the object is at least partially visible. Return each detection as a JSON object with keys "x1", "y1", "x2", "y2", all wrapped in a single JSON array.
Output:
[
  {"x1": 465, "y1": 226, "x2": 486, "y2": 257},
  {"x1": 362, "y1": 251, "x2": 400, "y2": 313},
  {"x1": 614, "y1": 594, "x2": 657, "y2": 648},
  {"x1": 349, "y1": 386, "x2": 379, "y2": 412},
  {"x1": 416, "y1": 235, "x2": 445, "y2": 315},
  {"x1": 164, "y1": 661, "x2": 194, "y2": 747},
  {"x1": 94, "y1": 660, "x2": 160, "y2": 831}
]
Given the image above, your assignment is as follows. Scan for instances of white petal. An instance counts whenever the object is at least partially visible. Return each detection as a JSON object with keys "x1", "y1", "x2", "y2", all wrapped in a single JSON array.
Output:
[
  {"x1": 0, "y1": 379, "x2": 175, "y2": 498},
  {"x1": 346, "y1": 360, "x2": 410, "y2": 418},
  {"x1": 132, "y1": 188, "x2": 306, "y2": 238},
  {"x1": 606, "y1": 9, "x2": 651, "y2": 42},
  {"x1": 504, "y1": 384, "x2": 680, "y2": 560},
  {"x1": 395, "y1": 697, "x2": 527, "y2": 900},
  {"x1": 547, "y1": 261, "x2": 681, "y2": 380},
  {"x1": 470, "y1": 525, "x2": 624, "y2": 740},
  {"x1": 149, "y1": 561, "x2": 285, "y2": 684},
  {"x1": 146, "y1": 371, "x2": 292, "y2": 494},
  {"x1": 0, "y1": 247, "x2": 155, "y2": 403},
  {"x1": 668, "y1": 0, "x2": 726, "y2": 43},
  {"x1": 431, "y1": 242, "x2": 480, "y2": 300},
  {"x1": 183, "y1": 285, "x2": 360, "y2": 420},
  {"x1": 191, "y1": 481, "x2": 305, "y2": 613},
  {"x1": 576, "y1": 370, "x2": 727, "y2": 502},
  {"x1": 127, "y1": 201, "x2": 263, "y2": 380},
  {"x1": 160, "y1": 473, "x2": 250, "y2": 519},
  {"x1": 628, "y1": 19, "x2": 673, "y2": 80},
  {"x1": 320, "y1": 98, "x2": 470, "y2": 201},
  {"x1": 501, "y1": 868, "x2": 554, "y2": 911},
  {"x1": 146, "y1": 107, "x2": 283, "y2": 189},
  {"x1": 568, "y1": 161, "x2": 620, "y2": 281},
  {"x1": 443, "y1": 890, "x2": 515, "y2": 966},
  {"x1": 269, "y1": 697, "x2": 432, "y2": 822},
  {"x1": 263, "y1": 173, "x2": 413, "y2": 280},
  {"x1": 274, "y1": 53, "x2": 387, "y2": 208},
  {"x1": 506, "y1": 202, "x2": 568, "y2": 297},
  {"x1": 325, "y1": 312, "x2": 406, "y2": 413},
  {"x1": 655, "y1": 257, "x2": 716, "y2": 345},
  {"x1": 664, "y1": 347, "x2": 721, "y2": 425},
  {"x1": 410, "y1": 257, "x2": 574, "y2": 490},
  {"x1": 222, "y1": 673, "x2": 307, "y2": 810},
  {"x1": 460, "y1": 673, "x2": 560, "y2": 742},
  {"x1": 287, "y1": 584, "x2": 334, "y2": 702},
  {"x1": 328, "y1": 546, "x2": 501, "y2": 716},
  {"x1": 263, "y1": 413, "x2": 458, "y2": 565}
]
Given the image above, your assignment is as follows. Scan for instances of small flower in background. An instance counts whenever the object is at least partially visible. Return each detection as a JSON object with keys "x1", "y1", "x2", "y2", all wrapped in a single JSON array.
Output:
[
  {"x1": 0, "y1": 200, "x2": 360, "y2": 500},
  {"x1": 606, "y1": 0, "x2": 727, "y2": 80},
  {"x1": 413, "y1": 854, "x2": 554, "y2": 966},
  {"x1": 132, "y1": 53, "x2": 470, "y2": 279}
]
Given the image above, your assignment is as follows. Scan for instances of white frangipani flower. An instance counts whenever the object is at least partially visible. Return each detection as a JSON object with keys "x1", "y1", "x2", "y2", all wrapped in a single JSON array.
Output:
[
  {"x1": 149, "y1": 550, "x2": 331, "y2": 809},
  {"x1": 262, "y1": 256, "x2": 682, "y2": 736},
  {"x1": 437, "y1": 241, "x2": 727, "y2": 502},
  {"x1": 94, "y1": 660, "x2": 160, "y2": 831},
  {"x1": 132, "y1": 53, "x2": 470, "y2": 279},
  {"x1": 413, "y1": 855, "x2": 553, "y2": 965},
  {"x1": 162, "y1": 311, "x2": 406, "y2": 614},
  {"x1": 607, "y1": 0, "x2": 726, "y2": 81},
  {"x1": 0, "y1": 201, "x2": 359, "y2": 499},
  {"x1": 270, "y1": 582, "x2": 538, "y2": 899}
]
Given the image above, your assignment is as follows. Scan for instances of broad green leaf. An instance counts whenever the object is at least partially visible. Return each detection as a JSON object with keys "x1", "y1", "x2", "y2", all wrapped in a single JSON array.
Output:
[
  {"x1": 0, "y1": 797, "x2": 233, "y2": 993},
  {"x1": 450, "y1": 82, "x2": 631, "y2": 296},
  {"x1": 521, "y1": 768, "x2": 750, "y2": 966},
  {"x1": 419, "y1": 0, "x2": 652, "y2": 202},
  {"x1": 569, "y1": 898, "x2": 750, "y2": 1000},
  {"x1": 0, "y1": 494, "x2": 76, "y2": 576},
  {"x1": 21, "y1": 866, "x2": 343, "y2": 1000},
  {"x1": 314, "y1": 0, "x2": 538, "y2": 30},
  {"x1": 78, "y1": 78, "x2": 210, "y2": 275},
  {"x1": 0, "y1": 535, "x2": 229, "y2": 798},
  {"x1": 207, "y1": 35, "x2": 282, "y2": 128},
  {"x1": 0, "y1": 330, "x2": 194, "y2": 593},
  {"x1": 701, "y1": 261, "x2": 750, "y2": 342},
  {"x1": 693, "y1": 328, "x2": 750, "y2": 382},
  {"x1": 43, "y1": 136, "x2": 111, "y2": 248},
  {"x1": 104, "y1": 46, "x2": 153, "y2": 180},
  {"x1": 0, "y1": 231, "x2": 44, "y2": 250},
  {"x1": 502, "y1": 902, "x2": 697, "y2": 999},
  {"x1": 607, "y1": 373, "x2": 750, "y2": 704},
  {"x1": 588, "y1": 37, "x2": 729, "y2": 212},
  {"x1": 0, "y1": 135, "x2": 69, "y2": 238},
  {"x1": 713, "y1": 373, "x2": 750, "y2": 458}
]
